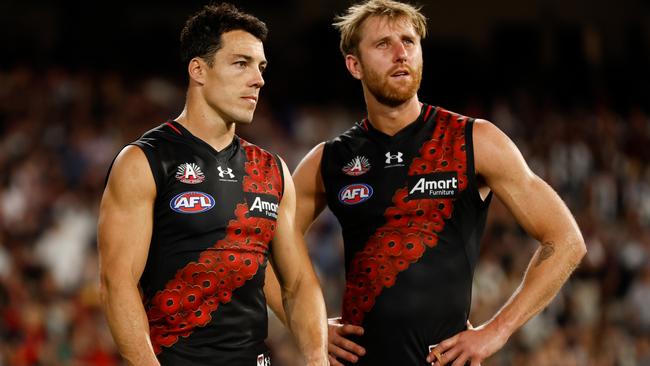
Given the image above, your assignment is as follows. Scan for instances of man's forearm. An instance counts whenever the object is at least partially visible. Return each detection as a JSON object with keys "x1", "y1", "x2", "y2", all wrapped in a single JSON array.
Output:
[
  {"x1": 101, "y1": 281, "x2": 160, "y2": 366},
  {"x1": 282, "y1": 274, "x2": 328, "y2": 365},
  {"x1": 486, "y1": 237, "x2": 586, "y2": 340},
  {"x1": 264, "y1": 265, "x2": 288, "y2": 325}
]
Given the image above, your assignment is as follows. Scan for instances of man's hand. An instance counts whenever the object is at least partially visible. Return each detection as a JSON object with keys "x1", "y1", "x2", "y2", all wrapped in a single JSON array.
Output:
[
  {"x1": 426, "y1": 321, "x2": 505, "y2": 366},
  {"x1": 327, "y1": 317, "x2": 366, "y2": 365}
]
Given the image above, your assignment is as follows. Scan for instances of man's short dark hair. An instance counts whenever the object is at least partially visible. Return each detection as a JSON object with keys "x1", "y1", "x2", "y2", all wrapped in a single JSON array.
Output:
[{"x1": 180, "y1": 3, "x2": 268, "y2": 66}]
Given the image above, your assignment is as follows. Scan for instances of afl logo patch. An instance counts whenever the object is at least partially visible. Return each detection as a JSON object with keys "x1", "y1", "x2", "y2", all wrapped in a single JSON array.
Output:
[
  {"x1": 170, "y1": 191, "x2": 215, "y2": 214},
  {"x1": 339, "y1": 183, "x2": 373, "y2": 205}
]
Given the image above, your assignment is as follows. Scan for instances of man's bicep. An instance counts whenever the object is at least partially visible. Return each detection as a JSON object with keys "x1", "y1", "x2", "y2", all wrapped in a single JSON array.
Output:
[
  {"x1": 98, "y1": 145, "x2": 156, "y2": 282},
  {"x1": 474, "y1": 121, "x2": 579, "y2": 241},
  {"x1": 494, "y1": 174, "x2": 576, "y2": 242},
  {"x1": 292, "y1": 142, "x2": 327, "y2": 234}
]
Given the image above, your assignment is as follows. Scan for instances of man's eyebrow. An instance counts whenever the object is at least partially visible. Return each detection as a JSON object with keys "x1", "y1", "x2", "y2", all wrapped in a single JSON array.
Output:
[
  {"x1": 371, "y1": 33, "x2": 415, "y2": 43},
  {"x1": 232, "y1": 54, "x2": 267, "y2": 66},
  {"x1": 372, "y1": 36, "x2": 390, "y2": 43},
  {"x1": 232, "y1": 54, "x2": 253, "y2": 61}
]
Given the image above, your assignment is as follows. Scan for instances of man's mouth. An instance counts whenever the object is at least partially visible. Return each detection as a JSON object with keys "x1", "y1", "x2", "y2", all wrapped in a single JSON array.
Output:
[{"x1": 390, "y1": 69, "x2": 410, "y2": 78}]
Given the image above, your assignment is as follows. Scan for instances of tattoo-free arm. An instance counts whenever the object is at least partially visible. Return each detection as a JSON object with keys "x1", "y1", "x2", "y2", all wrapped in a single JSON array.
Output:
[
  {"x1": 269, "y1": 157, "x2": 328, "y2": 365},
  {"x1": 263, "y1": 264, "x2": 286, "y2": 325},
  {"x1": 264, "y1": 143, "x2": 327, "y2": 325},
  {"x1": 264, "y1": 143, "x2": 366, "y2": 365},
  {"x1": 98, "y1": 146, "x2": 159, "y2": 366}
]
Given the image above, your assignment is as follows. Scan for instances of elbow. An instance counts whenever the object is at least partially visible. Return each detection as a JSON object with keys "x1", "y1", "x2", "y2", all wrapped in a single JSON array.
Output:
[
  {"x1": 571, "y1": 237, "x2": 587, "y2": 266},
  {"x1": 99, "y1": 272, "x2": 113, "y2": 308},
  {"x1": 577, "y1": 240, "x2": 587, "y2": 258},
  {"x1": 282, "y1": 271, "x2": 321, "y2": 304},
  {"x1": 99, "y1": 271, "x2": 134, "y2": 307}
]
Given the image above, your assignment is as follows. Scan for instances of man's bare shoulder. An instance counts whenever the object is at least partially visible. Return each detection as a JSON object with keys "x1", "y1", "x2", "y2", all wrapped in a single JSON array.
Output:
[
  {"x1": 292, "y1": 142, "x2": 324, "y2": 171},
  {"x1": 105, "y1": 145, "x2": 155, "y2": 201},
  {"x1": 472, "y1": 118, "x2": 533, "y2": 186},
  {"x1": 472, "y1": 118, "x2": 501, "y2": 140}
]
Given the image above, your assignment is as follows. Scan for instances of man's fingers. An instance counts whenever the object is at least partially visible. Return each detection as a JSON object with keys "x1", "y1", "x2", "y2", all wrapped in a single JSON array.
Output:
[
  {"x1": 427, "y1": 334, "x2": 458, "y2": 363},
  {"x1": 327, "y1": 321, "x2": 366, "y2": 359},
  {"x1": 329, "y1": 343, "x2": 360, "y2": 363},
  {"x1": 328, "y1": 354, "x2": 344, "y2": 366},
  {"x1": 428, "y1": 349, "x2": 443, "y2": 366},
  {"x1": 451, "y1": 353, "x2": 469, "y2": 366},
  {"x1": 428, "y1": 346, "x2": 461, "y2": 366},
  {"x1": 442, "y1": 347, "x2": 463, "y2": 366},
  {"x1": 339, "y1": 324, "x2": 364, "y2": 336},
  {"x1": 333, "y1": 335, "x2": 366, "y2": 356},
  {"x1": 438, "y1": 335, "x2": 458, "y2": 351},
  {"x1": 426, "y1": 336, "x2": 457, "y2": 363},
  {"x1": 328, "y1": 323, "x2": 365, "y2": 350}
]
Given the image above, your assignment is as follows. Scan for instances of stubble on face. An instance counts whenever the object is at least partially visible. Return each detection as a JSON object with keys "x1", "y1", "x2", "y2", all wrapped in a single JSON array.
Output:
[
  {"x1": 355, "y1": 16, "x2": 423, "y2": 107},
  {"x1": 204, "y1": 30, "x2": 266, "y2": 125},
  {"x1": 362, "y1": 58, "x2": 422, "y2": 107}
]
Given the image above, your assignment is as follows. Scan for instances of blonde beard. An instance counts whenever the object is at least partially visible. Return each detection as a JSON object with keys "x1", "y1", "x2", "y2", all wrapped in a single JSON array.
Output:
[{"x1": 363, "y1": 63, "x2": 422, "y2": 107}]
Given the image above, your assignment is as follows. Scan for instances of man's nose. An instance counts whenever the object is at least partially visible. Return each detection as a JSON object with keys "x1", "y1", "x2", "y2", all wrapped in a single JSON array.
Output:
[
  {"x1": 393, "y1": 42, "x2": 408, "y2": 63},
  {"x1": 250, "y1": 68, "x2": 265, "y2": 88}
]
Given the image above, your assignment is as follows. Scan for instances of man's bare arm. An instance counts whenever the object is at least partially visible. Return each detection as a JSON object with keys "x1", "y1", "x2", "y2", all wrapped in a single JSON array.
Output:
[
  {"x1": 267, "y1": 143, "x2": 366, "y2": 365},
  {"x1": 98, "y1": 146, "x2": 159, "y2": 366},
  {"x1": 293, "y1": 142, "x2": 328, "y2": 233},
  {"x1": 269, "y1": 157, "x2": 328, "y2": 365},
  {"x1": 429, "y1": 120, "x2": 586, "y2": 365},
  {"x1": 264, "y1": 264, "x2": 286, "y2": 322},
  {"x1": 264, "y1": 143, "x2": 328, "y2": 322}
]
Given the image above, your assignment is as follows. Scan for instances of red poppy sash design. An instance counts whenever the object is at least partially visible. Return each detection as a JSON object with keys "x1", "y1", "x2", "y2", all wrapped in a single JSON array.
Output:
[
  {"x1": 146, "y1": 142, "x2": 283, "y2": 354},
  {"x1": 342, "y1": 109, "x2": 469, "y2": 325}
]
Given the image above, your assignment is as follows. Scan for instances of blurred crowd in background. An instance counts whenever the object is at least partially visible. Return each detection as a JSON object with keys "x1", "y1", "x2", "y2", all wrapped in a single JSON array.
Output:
[
  {"x1": 0, "y1": 65, "x2": 648, "y2": 365},
  {"x1": 1, "y1": 0, "x2": 650, "y2": 365}
]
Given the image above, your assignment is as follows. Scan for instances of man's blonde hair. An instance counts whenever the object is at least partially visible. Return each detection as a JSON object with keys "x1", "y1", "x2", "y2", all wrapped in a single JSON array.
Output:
[{"x1": 333, "y1": 0, "x2": 427, "y2": 57}]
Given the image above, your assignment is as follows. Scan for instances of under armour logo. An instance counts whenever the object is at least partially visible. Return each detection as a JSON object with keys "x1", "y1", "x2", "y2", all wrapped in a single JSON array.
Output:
[
  {"x1": 385, "y1": 151, "x2": 403, "y2": 164},
  {"x1": 217, "y1": 166, "x2": 235, "y2": 179}
]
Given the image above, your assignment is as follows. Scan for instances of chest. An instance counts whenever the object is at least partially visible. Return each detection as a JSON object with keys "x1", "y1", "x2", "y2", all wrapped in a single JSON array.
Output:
[
  {"x1": 153, "y1": 147, "x2": 280, "y2": 236},
  {"x1": 323, "y1": 125, "x2": 469, "y2": 230}
]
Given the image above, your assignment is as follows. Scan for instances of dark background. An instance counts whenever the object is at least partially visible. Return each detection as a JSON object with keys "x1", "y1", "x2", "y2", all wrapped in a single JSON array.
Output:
[{"x1": 2, "y1": 0, "x2": 648, "y2": 110}]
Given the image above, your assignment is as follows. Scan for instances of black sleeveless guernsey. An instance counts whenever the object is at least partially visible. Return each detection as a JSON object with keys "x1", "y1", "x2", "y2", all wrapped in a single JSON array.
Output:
[
  {"x1": 127, "y1": 121, "x2": 283, "y2": 365},
  {"x1": 321, "y1": 105, "x2": 492, "y2": 365}
]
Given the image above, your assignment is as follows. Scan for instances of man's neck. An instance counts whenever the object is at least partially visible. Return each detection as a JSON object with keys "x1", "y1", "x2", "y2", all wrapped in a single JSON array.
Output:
[
  {"x1": 364, "y1": 93, "x2": 422, "y2": 136},
  {"x1": 175, "y1": 93, "x2": 236, "y2": 152}
]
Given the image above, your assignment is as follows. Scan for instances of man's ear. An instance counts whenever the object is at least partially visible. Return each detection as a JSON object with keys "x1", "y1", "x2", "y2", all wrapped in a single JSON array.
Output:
[
  {"x1": 188, "y1": 57, "x2": 207, "y2": 85},
  {"x1": 345, "y1": 54, "x2": 363, "y2": 80}
]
